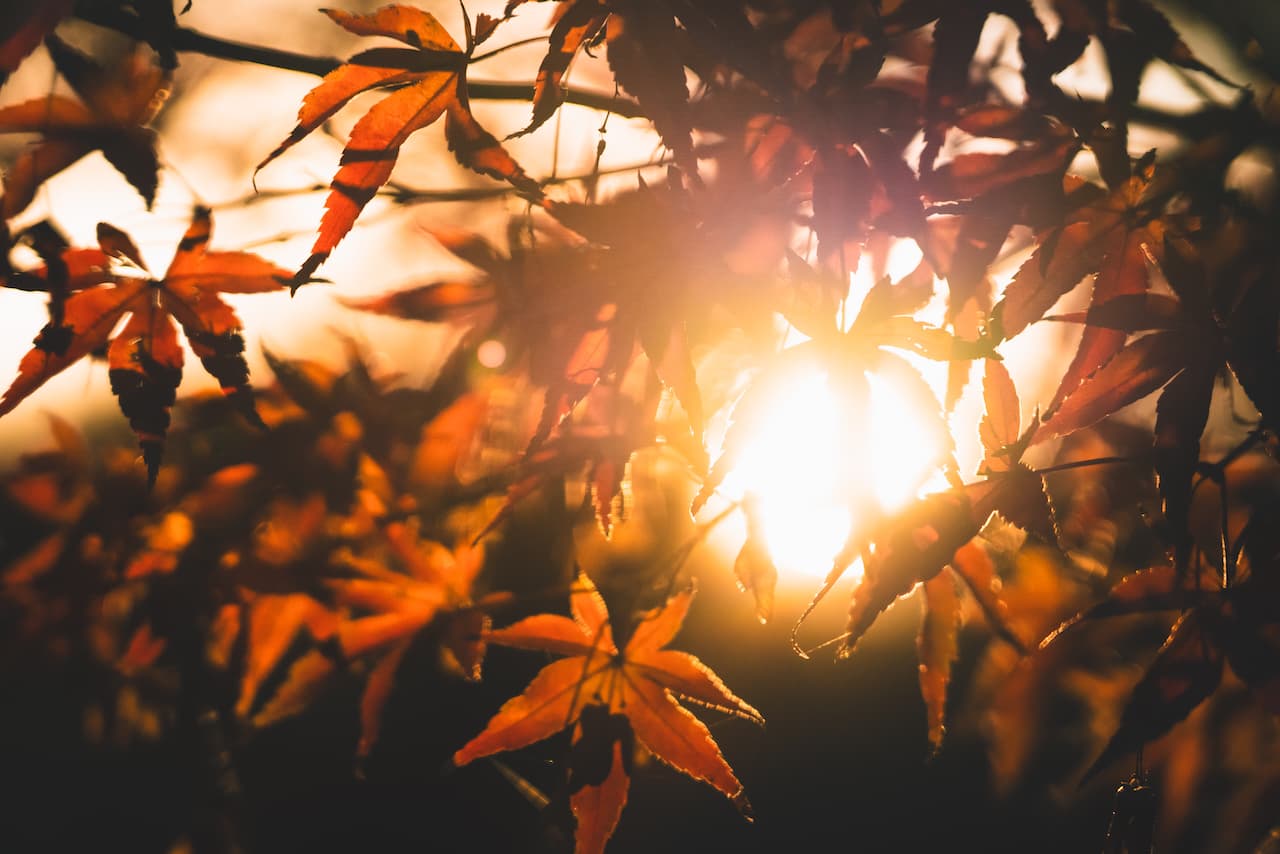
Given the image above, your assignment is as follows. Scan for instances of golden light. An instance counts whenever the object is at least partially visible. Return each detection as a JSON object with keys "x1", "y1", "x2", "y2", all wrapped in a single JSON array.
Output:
[
  {"x1": 867, "y1": 372, "x2": 950, "y2": 510},
  {"x1": 706, "y1": 231, "x2": 956, "y2": 581},
  {"x1": 719, "y1": 357, "x2": 948, "y2": 580},
  {"x1": 720, "y1": 371, "x2": 851, "y2": 579}
]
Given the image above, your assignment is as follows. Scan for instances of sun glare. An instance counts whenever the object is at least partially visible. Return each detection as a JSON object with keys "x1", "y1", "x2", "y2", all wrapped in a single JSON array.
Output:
[
  {"x1": 720, "y1": 358, "x2": 947, "y2": 580},
  {"x1": 868, "y1": 372, "x2": 950, "y2": 510},
  {"x1": 720, "y1": 372, "x2": 852, "y2": 579},
  {"x1": 710, "y1": 236, "x2": 954, "y2": 581}
]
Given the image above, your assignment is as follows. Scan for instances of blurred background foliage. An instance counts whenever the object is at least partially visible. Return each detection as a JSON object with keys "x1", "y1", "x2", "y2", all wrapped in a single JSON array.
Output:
[{"x1": 2, "y1": 0, "x2": 1280, "y2": 852}]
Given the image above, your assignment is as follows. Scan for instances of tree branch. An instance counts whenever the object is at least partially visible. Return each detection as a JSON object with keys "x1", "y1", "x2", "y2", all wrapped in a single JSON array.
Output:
[
  {"x1": 73, "y1": 4, "x2": 1268, "y2": 142},
  {"x1": 73, "y1": 5, "x2": 644, "y2": 118}
]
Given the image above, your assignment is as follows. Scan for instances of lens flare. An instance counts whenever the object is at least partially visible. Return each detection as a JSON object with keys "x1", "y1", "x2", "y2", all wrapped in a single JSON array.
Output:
[{"x1": 477, "y1": 338, "x2": 507, "y2": 369}]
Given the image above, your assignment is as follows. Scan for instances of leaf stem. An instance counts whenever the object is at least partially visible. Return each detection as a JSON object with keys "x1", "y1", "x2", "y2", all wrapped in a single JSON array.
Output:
[
  {"x1": 1031, "y1": 456, "x2": 1136, "y2": 476},
  {"x1": 470, "y1": 36, "x2": 548, "y2": 64}
]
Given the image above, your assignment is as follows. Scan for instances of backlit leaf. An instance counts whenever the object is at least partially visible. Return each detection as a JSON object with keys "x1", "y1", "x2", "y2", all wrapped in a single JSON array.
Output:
[
  {"x1": 258, "y1": 5, "x2": 540, "y2": 281},
  {"x1": 918, "y1": 572, "x2": 959, "y2": 752},
  {"x1": 455, "y1": 577, "x2": 758, "y2": 852},
  {"x1": 0, "y1": 208, "x2": 291, "y2": 483},
  {"x1": 1035, "y1": 331, "x2": 1185, "y2": 443}
]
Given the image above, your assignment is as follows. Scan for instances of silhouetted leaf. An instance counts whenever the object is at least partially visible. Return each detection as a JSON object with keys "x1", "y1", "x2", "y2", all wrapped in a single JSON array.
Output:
[
  {"x1": 0, "y1": 1, "x2": 71, "y2": 83},
  {"x1": 509, "y1": 0, "x2": 609, "y2": 137}
]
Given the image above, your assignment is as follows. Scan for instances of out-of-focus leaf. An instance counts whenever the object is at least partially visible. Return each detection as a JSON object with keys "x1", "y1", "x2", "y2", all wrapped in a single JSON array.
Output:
[
  {"x1": 950, "y1": 539, "x2": 1024, "y2": 651},
  {"x1": 0, "y1": 35, "x2": 169, "y2": 218},
  {"x1": 0, "y1": 0, "x2": 72, "y2": 82},
  {"x1": 118, "y1": 622, "x2": 166, "y2": 676},
  {"x1": 1040, "y1": 564, "x2": 1223, "y2": 648},
  {"x1": 918, "y1": 572, "x2": 960, "y2": 752},
  {"x1": 337, "y1": 281, "x2": 497, "y2": 326},
  {"x1": 605, "y1": 4, "x2": 696, "y2": 175},
  {"x1": 811, "y1": 145, "x2": 872, "y2": 268},
  {"x1": 925, "y1": 139, "x2": 1077, "y2": 202},
  {"x1": 1113, "y1": 0, "x2": 1234, "y2": 87},
  {"x1": 253, "y1": 649, "x2": 336, "y2": 727},
  {"x1": 734, "y1": 494, "x2": 777, "y2": 624},
  {"x1": 357, "y1": 640, "x2": 408, "y2": 761},
  {"x1": 1153, "y1": 363, "x2": 1216, "y2": 570},
  {"x1": 237, "y1": 593, "x2": 338, "y2": 720},
  {"x1": 1084, "y1": 608, "x2": 1224, "y2": 782}
]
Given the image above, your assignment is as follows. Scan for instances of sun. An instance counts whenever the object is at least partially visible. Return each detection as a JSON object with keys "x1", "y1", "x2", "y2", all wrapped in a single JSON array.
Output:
[
  {"x1": 717, "y1": 354, "x2": 949, "y2": 580},
  {"x1": 714, "y1": 236, "x2": 953, "y2": 580}
]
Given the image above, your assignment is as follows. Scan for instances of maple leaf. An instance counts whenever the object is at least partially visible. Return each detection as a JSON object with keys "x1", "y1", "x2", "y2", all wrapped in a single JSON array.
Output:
[
  {"x1": 235, "y1": 591, "x2": 340, "y2": 725},
  {"x1": 0, "y1": 207, "x2": 292, "y2": 483},
  {"x1": 1049, "y1": 0, "x2": 1233, "y2": 150},
  {"x1": 472, "y1": 377, "x2": 681, "y2": 543},
  {"x1": 0, "y1": 34, "x2": 170, "y2": 220},
  {"x1": 0, "y1": 413, "x2": 90, "y2": 527},
  {"x1": 1083, "y1": 607, "x2": 1224, "y2": 782},
  {"x1": 831, "y1": 490, "x2": 1023, "y2": 744},
  {"x1": 883, "y1": 0, "x2": 1073, "y2": 170},
  {"x1": 933, "y1": 111, "x2": 1095, "y2": 331},
  {"x1": 975, "y1": 359, "x2": 1059, "y2": 545},
  {"x1": 505, "y1": 0, "x2": 609, "y2": 138},
  {"x1": 257, "y1": 5, "x2": 542, "y2": 282},
  {"x1": 788, "y1": 360, "x2": 1042, "y2": 749},
  {"x1": 1032, "y1": 225, "x2": 1280, "y2": 570},
  {"x1": 0, "y1": 0, "x2": 72, "y2": 85},
  {"x1": 455, "y1": 575, "x2": 760, "y2": 854},
  {"x1": 1039, "y1": 559, "x2": 1280, "y2": 782},
  {"x1": 545, "y1": 185, "x2": 712, "y2": 452},
  {"x1": 327, "y1": 520, "x2": 488, "y2": 759},
  {"x1": 992, "y1": 154, "x2": 1161, "y2": 345},
  {"x1": 603, "y1": 2, "x2": 697, "y2": 176}
]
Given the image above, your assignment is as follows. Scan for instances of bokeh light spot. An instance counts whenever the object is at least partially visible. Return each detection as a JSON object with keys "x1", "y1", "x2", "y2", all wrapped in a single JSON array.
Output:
[{"x1": 477, "y1": 338, "x2": 507, "y2": 369}]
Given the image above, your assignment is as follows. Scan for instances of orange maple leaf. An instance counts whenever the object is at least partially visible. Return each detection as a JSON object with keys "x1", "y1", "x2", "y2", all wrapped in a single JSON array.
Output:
[
  {"x1": 0, "y1": 207, "x2": 292, "y2": 483},
  {"x1": 455, "y1": 575, "x2": 760, "y2": 854},
  {"x1": 257, "y1": 5, "x2": 541, "y2": 282},
  {"x1": 0, "y1": 34, "x2": 170, "y2": 219},
  {"x1": 234, "y1": 591, "x2": 340, "y2": 725},
  {"x1": 328, "y1": 520, "x2": 489, "y2": 759}
]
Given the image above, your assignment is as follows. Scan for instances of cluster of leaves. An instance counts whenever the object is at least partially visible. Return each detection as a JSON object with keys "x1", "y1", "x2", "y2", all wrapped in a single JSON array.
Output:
[{"x1": 3, "y1": 0, "x2": 1280, "y2": 851}]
